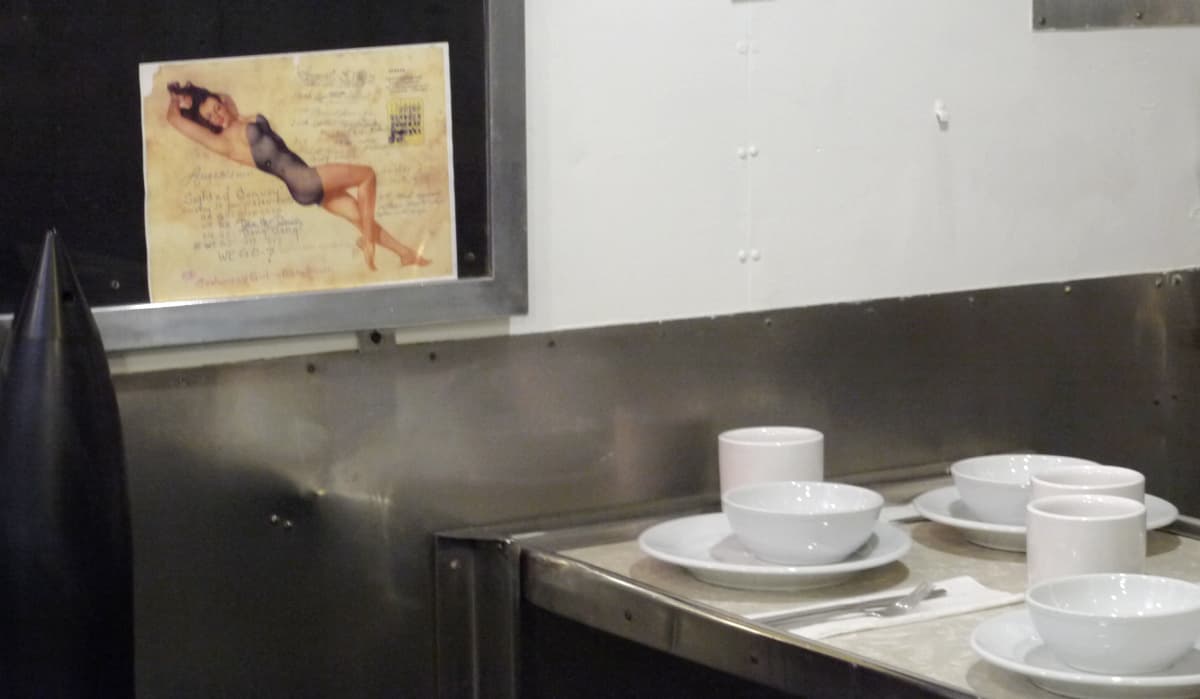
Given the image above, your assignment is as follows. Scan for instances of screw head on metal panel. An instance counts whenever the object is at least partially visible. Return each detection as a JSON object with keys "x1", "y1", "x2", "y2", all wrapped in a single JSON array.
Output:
[
  {"x1": 449, "y1": 559, "x2": 461, "y2": 570},
  {"x1": 1038, "y1": 16, "x2": 1047, "y2": 26},
  {"x1": 750, "y1": 249, "x2": 761, "y2": 261},
  {"x1": 747, "y1": 145, "x2": 759, "y2": 158},
  {"x1": 737, "y1": 147, "x2": 747, "y2": 159},
  {"x1": 737, "y1": 249, "x2": 748, "y2": 263},
  {"x1": 1173, "y1": 274, "x2": 1184, "y2": 286},
  {"x1": 1064, "y1": 285, "x2": 1072, "y2": 294},
  {"x1": 736, "y1": 40, "x2": 748, "y2": 54},
  {"x1": 1135, "y1": 11, "x2": 1144, "y2": 20},
  {"x1": 933, "y1": 100, "x2": 950, "y2": 128}
]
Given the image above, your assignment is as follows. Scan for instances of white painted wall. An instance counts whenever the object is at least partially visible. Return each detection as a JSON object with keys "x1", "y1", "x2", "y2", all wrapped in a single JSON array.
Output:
[
  {"x1": 114, "y1": 1, "x2": 1200, "y2": 369},
  {"x1": 514, "y1": 0, "x2": 1200, "y2": 334}
]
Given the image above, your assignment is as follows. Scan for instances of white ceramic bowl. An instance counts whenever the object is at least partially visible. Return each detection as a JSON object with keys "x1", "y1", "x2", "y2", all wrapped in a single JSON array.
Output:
[
  {"x1": 1027, "y1": 574, "x2": 1200, "y2": 675},
  {"x1": 951, "y1": 454, "x2": 1096, "y2": 525},
  {"x1": 721, "y1": 481, "x2": 883, "y2": 565}
]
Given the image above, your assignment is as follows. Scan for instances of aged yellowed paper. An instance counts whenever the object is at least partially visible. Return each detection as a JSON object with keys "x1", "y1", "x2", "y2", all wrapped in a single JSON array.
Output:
[{"x1": 140, "y1": 43, "x2": 455, "y2": 302}]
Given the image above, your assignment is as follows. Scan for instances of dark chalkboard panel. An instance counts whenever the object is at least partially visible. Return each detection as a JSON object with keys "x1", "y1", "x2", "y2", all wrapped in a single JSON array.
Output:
[{"x1": 0, "y1": 0, "x2": 491, "y2": 314}]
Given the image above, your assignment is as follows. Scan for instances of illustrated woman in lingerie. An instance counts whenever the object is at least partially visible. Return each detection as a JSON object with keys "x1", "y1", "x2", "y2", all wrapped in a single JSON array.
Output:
[{"x1": 165, "y1": 81, "x2": 430, "y2": 270}]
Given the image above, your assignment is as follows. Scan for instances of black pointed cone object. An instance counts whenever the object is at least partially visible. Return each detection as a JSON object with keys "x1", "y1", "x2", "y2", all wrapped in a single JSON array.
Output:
[{"x1": 0, "y1": 231, "x2": 134, "y2": 697}]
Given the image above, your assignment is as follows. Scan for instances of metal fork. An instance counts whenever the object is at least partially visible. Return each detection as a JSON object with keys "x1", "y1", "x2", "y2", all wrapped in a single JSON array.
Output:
[{"x1": 760, "y1": 582, "x2": 944, "y2": 628}]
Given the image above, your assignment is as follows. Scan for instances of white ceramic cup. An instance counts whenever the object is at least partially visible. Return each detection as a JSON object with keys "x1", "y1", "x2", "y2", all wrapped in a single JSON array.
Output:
[
  {"x1": 1030, "y1": 464, "x2": 1145, "y2": 502},
  {"x1": 1026, "y1": 494, "x2": 1146, "y2": 588},
  {"x1": 717, "y1": 427, "x2": 823, "y2": 494}
]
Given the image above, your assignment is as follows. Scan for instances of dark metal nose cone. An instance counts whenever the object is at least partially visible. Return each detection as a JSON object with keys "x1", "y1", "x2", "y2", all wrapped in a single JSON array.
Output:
[
  {"x1": 6, "y1": 228, "x2": 100, "y2": 343},
  {"x1": 0, "y1": 229, "x2": 134, "y2": 697}
]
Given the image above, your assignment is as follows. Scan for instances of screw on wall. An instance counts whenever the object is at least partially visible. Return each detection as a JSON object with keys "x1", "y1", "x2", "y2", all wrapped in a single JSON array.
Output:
[
  {"x1": 933, "y1": 100, "x2": 950, "y2": 130},
  {"x1": 358, "y1": 329, "x2": 387, "y2": 352}
]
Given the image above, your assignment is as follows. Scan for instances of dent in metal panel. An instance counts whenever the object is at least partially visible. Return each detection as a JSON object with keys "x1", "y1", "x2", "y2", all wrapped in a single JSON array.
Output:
[{"x1": 1033, "y1": 0, "x2": 1200, "y2": 29}]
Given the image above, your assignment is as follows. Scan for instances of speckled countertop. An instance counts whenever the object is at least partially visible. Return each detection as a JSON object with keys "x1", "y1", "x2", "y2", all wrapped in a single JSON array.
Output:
[{"x1": 557, "y1": 478, "x2": 1200, "y2": 698}]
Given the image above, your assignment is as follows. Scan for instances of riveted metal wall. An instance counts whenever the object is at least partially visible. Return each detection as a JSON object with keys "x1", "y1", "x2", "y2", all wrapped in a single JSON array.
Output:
[
  {"x1": 113, "y1": 269, "x2": 1200, "y2": 696},
  {"x1": 1033, "y1": 0, "x2": 1200, "y2": 30}
]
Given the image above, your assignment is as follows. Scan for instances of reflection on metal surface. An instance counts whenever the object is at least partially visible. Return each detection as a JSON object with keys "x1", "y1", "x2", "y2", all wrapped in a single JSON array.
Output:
[
  {"x1": 112, "y1": 268, "x2": 1200, "y2": 696},
  {"x1": 1033, "y1": 0, "x2": 1200, "y2": 29},
  {"x1": 435, "y1": 535, "x2": 520, "y2": 699},
  {"x1": 519, "y1": 541, "x2": 969, "y2": 699}
]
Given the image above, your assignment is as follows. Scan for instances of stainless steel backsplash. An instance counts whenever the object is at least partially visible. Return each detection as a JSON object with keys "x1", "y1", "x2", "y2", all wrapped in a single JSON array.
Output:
[{"x1": 111, "y1": 269, "x2": 1199, "y2": 696}]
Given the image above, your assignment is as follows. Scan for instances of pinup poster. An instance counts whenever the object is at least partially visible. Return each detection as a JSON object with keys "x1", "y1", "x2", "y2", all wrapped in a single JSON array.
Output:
[{"x1": 139, "y1": 43, "x2": 456, "y2": 302}]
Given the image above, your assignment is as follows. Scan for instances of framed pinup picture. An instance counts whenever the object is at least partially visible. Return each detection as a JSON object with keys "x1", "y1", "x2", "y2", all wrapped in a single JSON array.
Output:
[
  {"x1": 0, "y1": 1, "x2": 525, "y2": 350},
  {"x1": 140, "y1": 44, "x2": 457, "y2": 302}
]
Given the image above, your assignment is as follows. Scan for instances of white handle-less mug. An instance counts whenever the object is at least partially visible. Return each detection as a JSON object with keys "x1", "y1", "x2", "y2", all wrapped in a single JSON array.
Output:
[
  {"x1": 1026, "y1": 494, "x2": 1146, "y2": 588},
  {"x1": 1030, "y1": 464, "x2": 1145, "y2": 502},
  {"x1": 718, "y1": 426, "x2": 823, "y2": 494}
]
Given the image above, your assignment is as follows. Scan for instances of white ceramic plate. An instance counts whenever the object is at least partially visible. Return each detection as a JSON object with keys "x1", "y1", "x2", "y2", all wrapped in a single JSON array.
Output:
[
  {"x1": 637, "y1": 514, "x2": 911, "y2": 592},
  {"x1": 971, "y1": 609, "x2": 1200, "y2": 699},
  {"x1": 912, "y1": 486, "x2": 1179, "y2": 552}
]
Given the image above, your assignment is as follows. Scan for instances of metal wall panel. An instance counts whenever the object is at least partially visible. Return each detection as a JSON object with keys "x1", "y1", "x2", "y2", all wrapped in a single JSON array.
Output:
[
  {"x1": 1033, "y1": 0, "x2": 1200, "y2": 30},
  {"x1": 112, "y1": 269, "x2": 1200, "y2": 696}
]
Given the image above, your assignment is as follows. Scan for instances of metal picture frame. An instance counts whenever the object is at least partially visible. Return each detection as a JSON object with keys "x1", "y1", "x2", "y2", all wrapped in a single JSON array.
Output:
[{"x1": 1, "y1": 0, "x2": 526, "y2": 352}]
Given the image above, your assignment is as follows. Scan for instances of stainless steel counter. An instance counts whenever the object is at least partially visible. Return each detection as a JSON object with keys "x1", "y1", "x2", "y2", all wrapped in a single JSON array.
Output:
[{"x1": 436, "y1": 477, "x2": 1200, "y2": 698}]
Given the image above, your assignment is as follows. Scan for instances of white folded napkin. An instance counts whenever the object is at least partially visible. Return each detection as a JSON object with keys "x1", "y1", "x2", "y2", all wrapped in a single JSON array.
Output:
[
  {"x1": 745, "y1": 576, "x2": 1022, "y2": 640},
  {"x1": 880, "y1": 503, "x2": 922, "y2": 523}
]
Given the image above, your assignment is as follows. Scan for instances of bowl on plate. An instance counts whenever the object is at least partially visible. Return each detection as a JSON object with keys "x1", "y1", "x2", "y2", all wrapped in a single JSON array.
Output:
[
  {"x1": 1026, "y1": 573, "x2": 1200, "y2": 675},
  {"x1": 951, "y1": 454, "x2": 1095, "y2": 525},
  {"x1": 721, "y1": 481, "x2": 883, "y2": 565}
]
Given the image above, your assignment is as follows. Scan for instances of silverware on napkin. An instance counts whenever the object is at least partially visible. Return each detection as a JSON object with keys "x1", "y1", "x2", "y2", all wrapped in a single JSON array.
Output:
[{"x1": 755, "y1": 585, "x2": 947, "y2": 628}]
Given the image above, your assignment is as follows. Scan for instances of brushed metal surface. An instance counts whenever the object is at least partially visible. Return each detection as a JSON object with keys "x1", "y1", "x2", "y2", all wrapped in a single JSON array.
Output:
[
  {"x1": 1033, "y1": 0, "x2": 1200, "y2": 29},
  {"x1": 519, "y1": 544, "x2": 971, "y2": 699},
  {"x1": 111, "y1": 269, "x2": 1200, "y2": 696}
]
